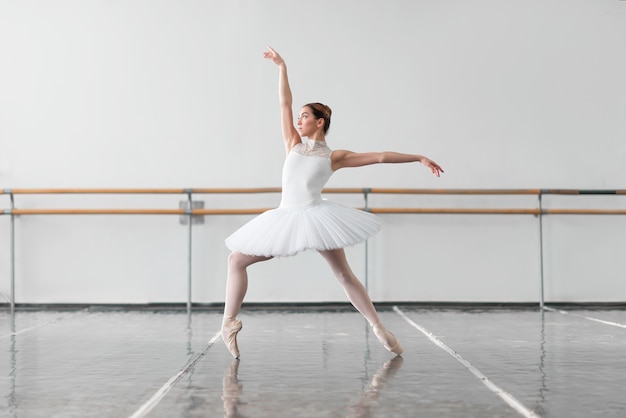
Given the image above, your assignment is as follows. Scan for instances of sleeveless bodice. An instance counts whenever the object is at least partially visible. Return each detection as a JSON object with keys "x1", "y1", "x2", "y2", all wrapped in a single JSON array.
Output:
[{"x1": 280, "y1": 140, "x2": 333, "y2": 208}]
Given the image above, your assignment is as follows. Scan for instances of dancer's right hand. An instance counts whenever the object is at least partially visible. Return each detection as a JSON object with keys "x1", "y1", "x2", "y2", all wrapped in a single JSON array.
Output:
[{"x1": 263, "y1": 46, "x2": 285, "y2": 66}]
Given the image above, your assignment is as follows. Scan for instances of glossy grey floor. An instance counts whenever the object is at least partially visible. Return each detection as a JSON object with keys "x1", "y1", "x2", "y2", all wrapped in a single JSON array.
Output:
[{"x1": 1, "y1": 307, "x2": 626, "y2": 417}]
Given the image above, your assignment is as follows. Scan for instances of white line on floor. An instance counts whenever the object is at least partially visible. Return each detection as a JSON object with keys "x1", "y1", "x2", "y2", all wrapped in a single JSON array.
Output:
[
  {"x1": 128, "y1": 331, "x2": 222, "y2": 418},
  {"x1": 393, "y1": 306, "x2": 541, "y2": 418},
  {"x1": 0, "y1": 311, "x2": 86, "y2": 340},
  {"x1": 544, "y1": 306, "x2": 626, "y2": 329}
]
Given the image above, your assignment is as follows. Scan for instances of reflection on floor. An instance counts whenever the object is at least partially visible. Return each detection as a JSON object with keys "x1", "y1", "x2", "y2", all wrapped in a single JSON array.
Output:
[{"x1": 1, "y1": 306, "x2": 626, "y2": 417}]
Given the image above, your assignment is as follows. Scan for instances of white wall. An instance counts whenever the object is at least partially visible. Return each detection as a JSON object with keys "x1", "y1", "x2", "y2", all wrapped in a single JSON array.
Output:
[{"x1": 1, "y1": 0, "x2": 625, "y2": 304}]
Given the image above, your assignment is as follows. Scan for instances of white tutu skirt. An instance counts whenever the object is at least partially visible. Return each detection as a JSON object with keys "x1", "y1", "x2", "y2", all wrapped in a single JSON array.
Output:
[{"x1": 224, "y1": 199, "x2": 381, "y2": 257}]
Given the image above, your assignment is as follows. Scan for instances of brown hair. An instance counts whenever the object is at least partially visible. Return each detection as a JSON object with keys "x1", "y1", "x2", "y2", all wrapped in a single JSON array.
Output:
[{"x1": 303, "y1": 102, "x2": 332, "y2": 134}]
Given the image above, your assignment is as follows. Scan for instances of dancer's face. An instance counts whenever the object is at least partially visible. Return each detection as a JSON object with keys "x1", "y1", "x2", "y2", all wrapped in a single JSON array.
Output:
[{"x1": 297, "y1": 107, "x2": 324, "y2": 137}]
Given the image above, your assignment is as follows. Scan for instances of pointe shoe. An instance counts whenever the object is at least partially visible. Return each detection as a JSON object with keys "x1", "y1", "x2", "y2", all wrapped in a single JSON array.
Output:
[
  {"x1": 222, "y1": 318, "x2": 243, "y2": 359},
  {"x1": 372, "y1": 324, "x2": 404, "y2": 356}
]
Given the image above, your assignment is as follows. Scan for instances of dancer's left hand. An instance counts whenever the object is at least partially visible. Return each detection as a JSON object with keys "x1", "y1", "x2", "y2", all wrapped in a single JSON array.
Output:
[{"x1": 421, "y1": 157, "x2": 444, "y2": 177}]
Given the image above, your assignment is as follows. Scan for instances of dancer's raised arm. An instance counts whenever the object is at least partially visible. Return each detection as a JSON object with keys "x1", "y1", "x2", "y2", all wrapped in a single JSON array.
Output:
[
  {"x1": 331, "y1": 150, "x2": 444, "y2": 177},
  {"x1": 263, "y1": 47, "x2": 300, "y2": 154}
]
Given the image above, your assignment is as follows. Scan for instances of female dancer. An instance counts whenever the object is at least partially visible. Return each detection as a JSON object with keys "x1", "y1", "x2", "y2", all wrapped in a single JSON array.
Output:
[{"x1": 221, "y1": 47, "x2": 444, "y2": 359}]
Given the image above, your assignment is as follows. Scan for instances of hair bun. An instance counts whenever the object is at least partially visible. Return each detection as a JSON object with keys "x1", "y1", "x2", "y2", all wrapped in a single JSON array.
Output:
[{"x1": 304, "y1": 102, "x2": 333, "y2": 134}]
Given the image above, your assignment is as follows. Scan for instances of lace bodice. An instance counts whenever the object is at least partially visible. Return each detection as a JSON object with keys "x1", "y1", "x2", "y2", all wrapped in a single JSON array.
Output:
[{"x1": 291, "y1": 139, "x2": 332, "y2": 158}]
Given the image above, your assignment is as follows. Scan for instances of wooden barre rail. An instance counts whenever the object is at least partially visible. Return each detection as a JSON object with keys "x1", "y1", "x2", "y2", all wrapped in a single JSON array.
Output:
[
  {"x1": 366, "y1": 188, "x2": 542, "y2": 195},
  {"x1": 1, "y1": 187, "x2": 283, "y2": 195},
  {"x1": 10, "y1": 209, "x2": 186, "y2": 215},
  {"x1": 5, "y1": 208, "x2": 626, "y2": 215},
  {"x1": 370, "y1": 208, "x2": 626, "y2": 215},
  {"x1": 7, "y1": 208, "x2": 275, "y2": 215},
  {"x1": 2, "y1": 188, "x2": 626, "y2": 216},
  {"x1": 7, "y1": 208, "x2": 537, "y2": 215},
  {"x1": 370, "y1": 208, "x2": 542, "y2": 214},
  {"x1": 3, "y1": 188, "x2": 626, "y2": 195},
  {"x1": 3, "y1": 188, "x2": 189, "y2": 195}
]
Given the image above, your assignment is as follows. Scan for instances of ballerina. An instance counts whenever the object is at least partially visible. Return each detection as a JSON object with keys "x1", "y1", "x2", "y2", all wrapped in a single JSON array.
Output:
[{"x1": 221, "y1": 47, "x2": 444, "y2": 359}]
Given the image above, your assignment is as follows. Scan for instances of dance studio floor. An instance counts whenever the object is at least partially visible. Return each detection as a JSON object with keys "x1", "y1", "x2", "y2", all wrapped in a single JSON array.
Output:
[{"x1": 1, "y1": 305, "x2": 626, "y2": 417}]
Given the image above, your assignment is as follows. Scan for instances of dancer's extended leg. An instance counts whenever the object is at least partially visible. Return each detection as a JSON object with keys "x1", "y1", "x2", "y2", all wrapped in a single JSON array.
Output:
[
  {"x1": 319, "y1": 248, "x2": 403, "y2": 355},
  {"x1": 222, "y1": 252, "x2": 271, "y2": 358}
]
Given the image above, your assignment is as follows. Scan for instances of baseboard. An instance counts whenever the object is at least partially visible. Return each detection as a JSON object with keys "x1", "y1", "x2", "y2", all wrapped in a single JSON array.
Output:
[{"x1": 1, "y1": 301, "x2": 624, "y2": 312}]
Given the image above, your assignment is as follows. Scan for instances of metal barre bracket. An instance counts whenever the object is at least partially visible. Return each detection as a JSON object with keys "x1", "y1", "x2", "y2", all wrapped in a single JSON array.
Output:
[{"x1": 179, "y1": 200, "x2": 205, "y2": 225}]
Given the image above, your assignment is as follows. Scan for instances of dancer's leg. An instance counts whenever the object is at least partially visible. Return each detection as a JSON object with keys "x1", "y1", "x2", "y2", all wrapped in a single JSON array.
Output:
[
  {"x1": 319, "y1": 248, "x2": 403, "y2": 355},
  {"x1": 319, "y1": 248, "x2": 380, "y2": 325},
  {"x1": 222, "y1": 251, "x2": 271, "y2": 358},
  {"x1": 224, "y1": 252, "x2": 271, "y2": 317}
]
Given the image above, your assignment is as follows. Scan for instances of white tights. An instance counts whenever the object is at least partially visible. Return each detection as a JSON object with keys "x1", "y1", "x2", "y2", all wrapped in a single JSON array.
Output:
[{"x1": 222, "y1": 249, "x2": 382, "y2": 327}]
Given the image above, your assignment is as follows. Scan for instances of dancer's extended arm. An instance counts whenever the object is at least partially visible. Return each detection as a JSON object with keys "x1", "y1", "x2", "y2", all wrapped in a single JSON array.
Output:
[
  {"x1": 263, "y1": 47, "x2": 300, "y2": 154},
  {"x1": 331, "y1": 150, "x2": 444, "y2": 177}
]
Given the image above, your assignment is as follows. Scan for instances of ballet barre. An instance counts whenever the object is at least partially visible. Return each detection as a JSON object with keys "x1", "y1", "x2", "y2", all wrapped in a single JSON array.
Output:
[
  {"x1": 3, "y1": 187, "x2": 626, "y2": 313},
  {"x1": 6, "y1": 207, "x2": 626, "y2": 215}
]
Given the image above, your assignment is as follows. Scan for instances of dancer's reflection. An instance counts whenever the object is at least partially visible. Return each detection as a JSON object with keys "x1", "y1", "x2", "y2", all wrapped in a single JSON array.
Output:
[
  {"x1": 222, "y1": 359, "x2": 247, "y2": 418},
  {"x1": 221, "y1": 356, "x2": 403, "y2": 418},
  {"x1": 347, "y1": 356, "x2": 404, "y2": 418}
]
